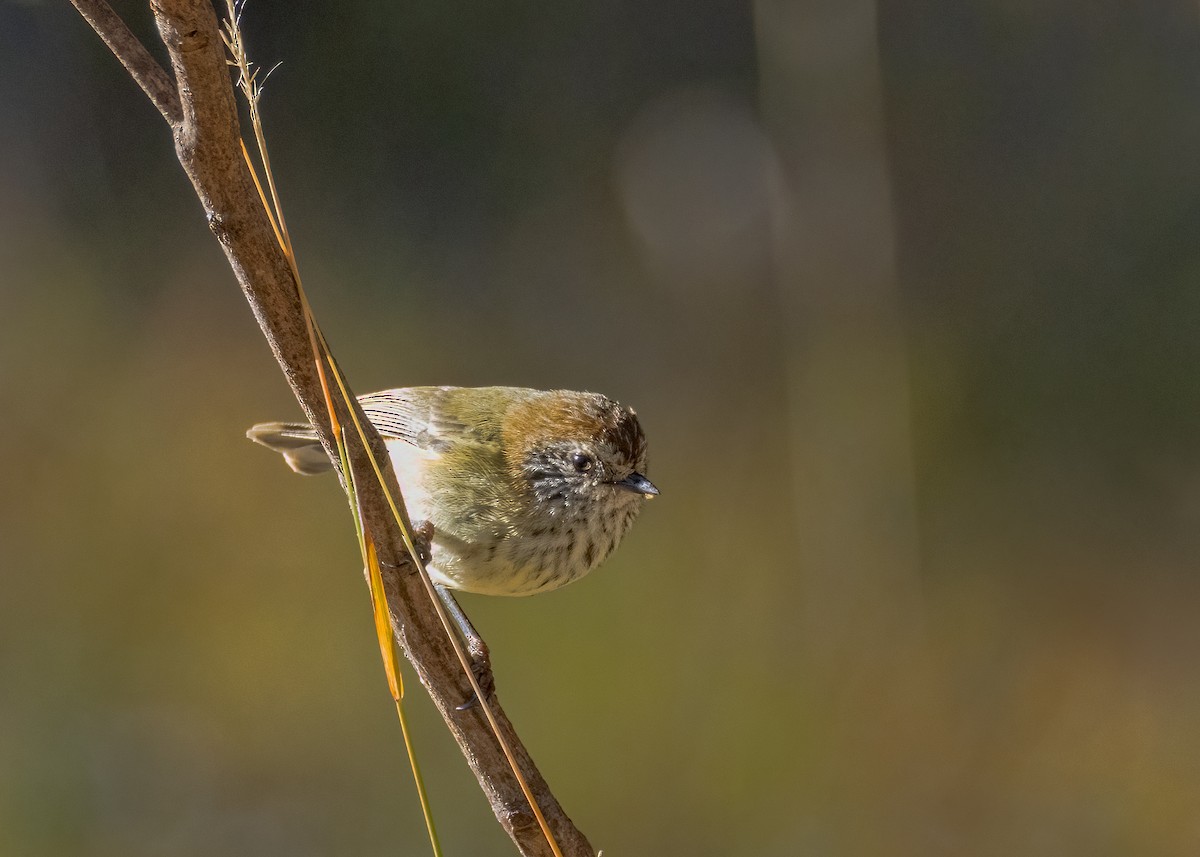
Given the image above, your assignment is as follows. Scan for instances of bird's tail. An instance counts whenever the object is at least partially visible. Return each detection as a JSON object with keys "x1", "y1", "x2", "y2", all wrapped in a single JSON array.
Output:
[{"x1": 246, "y1": 422, "x2": 333, "y2": 475}]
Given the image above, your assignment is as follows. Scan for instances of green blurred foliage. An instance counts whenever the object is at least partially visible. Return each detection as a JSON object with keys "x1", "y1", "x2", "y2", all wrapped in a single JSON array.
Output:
[{"x1": 3, "y1": 0, "x2": 1200, "y2": 855}]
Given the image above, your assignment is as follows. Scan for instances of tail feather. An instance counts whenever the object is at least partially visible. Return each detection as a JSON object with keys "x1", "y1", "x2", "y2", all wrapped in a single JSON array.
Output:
[{"x1": 246, "y1": 422, "x2": 333, "y2": 475}]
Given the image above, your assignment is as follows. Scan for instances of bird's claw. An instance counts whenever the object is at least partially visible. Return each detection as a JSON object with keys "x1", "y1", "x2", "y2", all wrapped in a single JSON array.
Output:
[
  {"x1": 412, "y1": 519, "x2": 434, "y2": 565},
  {"x1": 376, "y1": 520, "x2": 434, "y2": 573}
]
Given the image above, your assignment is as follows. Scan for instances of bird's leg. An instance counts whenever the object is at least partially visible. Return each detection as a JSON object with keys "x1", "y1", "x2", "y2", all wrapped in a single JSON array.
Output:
[
  {"x1": 377, "y1": 520, "x2": 495, "y2": 707},
  {"x1": 435, "y1": 584, "x2": 495, "y2": 711}
]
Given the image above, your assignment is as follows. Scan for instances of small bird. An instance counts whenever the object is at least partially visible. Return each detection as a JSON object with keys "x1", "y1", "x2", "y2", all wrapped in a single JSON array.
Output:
[{"x1": 247, "y1": 385, "x2": 658, "y2": 599}]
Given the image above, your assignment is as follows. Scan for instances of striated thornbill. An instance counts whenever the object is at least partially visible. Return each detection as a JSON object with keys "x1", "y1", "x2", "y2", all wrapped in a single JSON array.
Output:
[{"x1": 247, "y1": 386, "x2": 658, "y2": 597}]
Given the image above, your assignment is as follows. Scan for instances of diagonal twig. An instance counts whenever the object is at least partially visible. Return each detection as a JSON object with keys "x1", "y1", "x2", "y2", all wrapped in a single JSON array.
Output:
[
  {"x1": 69, "y1": 1, "x2": 596, "y2": 854},
  {"x1": 69, "y1": 0, "x2": 182, "y2": 125}
]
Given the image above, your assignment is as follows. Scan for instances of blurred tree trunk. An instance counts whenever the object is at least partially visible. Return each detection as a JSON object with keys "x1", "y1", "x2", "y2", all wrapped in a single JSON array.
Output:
[{"x1": 754, "y1": 1, "x2": 923, "y2": 650}]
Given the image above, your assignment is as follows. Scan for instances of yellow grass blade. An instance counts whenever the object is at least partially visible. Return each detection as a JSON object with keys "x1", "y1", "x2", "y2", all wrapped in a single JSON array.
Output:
[
  {"x1": 350, "y1": 444, "x2": 442, "y2": 856},
  {"x1": 366, "y1": 538, "x2": 403, "y2": 701}
]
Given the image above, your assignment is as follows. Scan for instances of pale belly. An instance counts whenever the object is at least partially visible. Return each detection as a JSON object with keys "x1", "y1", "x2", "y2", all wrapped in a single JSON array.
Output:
[
  {"x1": 427, "y1": 526, "x2": 599, "y2": 597},
  {"x1": 384, "y1": 439, "x2": 639, "y2": 597}
]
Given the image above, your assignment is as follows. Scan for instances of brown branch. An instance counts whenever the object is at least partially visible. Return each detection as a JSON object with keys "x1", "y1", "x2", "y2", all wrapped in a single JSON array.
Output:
[{"x1": 72, "y1": 1, "x2": 594, "y2": 854}]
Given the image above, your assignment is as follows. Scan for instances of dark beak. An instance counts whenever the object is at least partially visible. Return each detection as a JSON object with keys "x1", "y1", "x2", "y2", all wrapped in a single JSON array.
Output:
[{"x1": 614, "y1": 472, "x2": 659, "y2": 498}]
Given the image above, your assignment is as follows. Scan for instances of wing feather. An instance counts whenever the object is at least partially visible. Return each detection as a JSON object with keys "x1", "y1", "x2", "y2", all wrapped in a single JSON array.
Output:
[{"x1": 358, "y1": 387, "x2": 474, "y2": 452}]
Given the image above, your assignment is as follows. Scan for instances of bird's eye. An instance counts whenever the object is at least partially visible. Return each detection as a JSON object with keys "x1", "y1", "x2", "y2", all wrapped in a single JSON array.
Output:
[{"x1": 571, "y1": 452, "x2": 594, "y2": 473}]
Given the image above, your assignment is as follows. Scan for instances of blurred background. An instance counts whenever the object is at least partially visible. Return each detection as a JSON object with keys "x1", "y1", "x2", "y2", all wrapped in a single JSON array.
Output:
[{"x1": 3, "y1": 0, "x2": 1200, "y2": 854}]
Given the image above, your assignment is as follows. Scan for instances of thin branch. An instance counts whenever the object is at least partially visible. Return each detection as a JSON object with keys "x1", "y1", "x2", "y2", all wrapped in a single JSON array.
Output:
[
  {"x1": 69, "y1": 0, "x2": 182, "y2": 126},
  {"x1": 71, "y1": 1, "x2": 595, "y2": 854}
]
